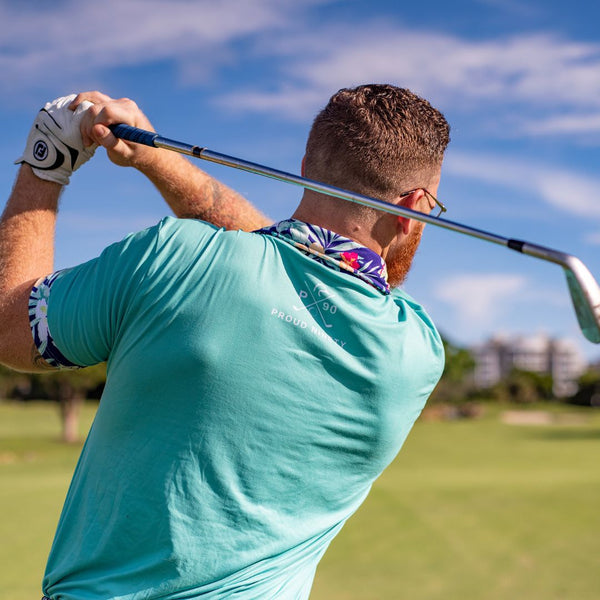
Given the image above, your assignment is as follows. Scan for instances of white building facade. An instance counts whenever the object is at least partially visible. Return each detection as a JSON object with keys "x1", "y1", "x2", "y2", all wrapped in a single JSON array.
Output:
[{"x1": 471, "y1": 334, "x2": 587, "y2": 397}]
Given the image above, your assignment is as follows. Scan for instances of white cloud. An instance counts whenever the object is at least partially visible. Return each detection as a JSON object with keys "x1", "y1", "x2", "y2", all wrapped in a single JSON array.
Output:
[
  {"x1": 434, "y1": 272, "x2": 528, "y2": 326},
  {"x1": 0, "y1": 0, "x2": 329, "y2": 93},
  {"x1": 218, "y1": 28, "x2": 600, "y2": 125},
  {"x1": 430, "y1": 270, "x2": 585, "y2": 351},
  {"x1": 444, "y1": 151, "x2": 600, "y2": 219},
  {"x1": 583, "y1": 231, "x2": 600, "y2": 246},
  {"x1": 217, "y1": 87, "x2": 326, "y2": 120},
  {"x1": 521, "y1": 113, "x2": 600, "y2": 136},
  {"x1": 2, "y1": 2, "x2": 600, "y2": 130}
]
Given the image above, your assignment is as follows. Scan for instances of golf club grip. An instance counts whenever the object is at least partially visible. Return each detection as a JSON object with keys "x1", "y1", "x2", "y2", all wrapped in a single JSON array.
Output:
[{"x1": 109, "y1": 124, "x2": 159, "y2": 147}]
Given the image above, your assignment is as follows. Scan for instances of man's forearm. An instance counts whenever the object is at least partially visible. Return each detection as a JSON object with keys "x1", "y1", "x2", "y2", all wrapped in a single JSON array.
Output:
[
  {"x1": 72, "y1": 90, "x2": 271, "y2": 231},
  {"x1": 0, "y1": 165, "x2": 59, "y2": 288},
  {"x1": 0, "y1": 165, "x2": 60, "y2": 370},
  {"x1": 135, "y1": 149, "x2": 272, "y2": 231}
]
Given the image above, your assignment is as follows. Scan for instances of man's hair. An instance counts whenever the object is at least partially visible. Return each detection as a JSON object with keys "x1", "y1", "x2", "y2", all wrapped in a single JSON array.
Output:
[{"x1": 304, "y1": 84, "x2": 450, "y2": 202}]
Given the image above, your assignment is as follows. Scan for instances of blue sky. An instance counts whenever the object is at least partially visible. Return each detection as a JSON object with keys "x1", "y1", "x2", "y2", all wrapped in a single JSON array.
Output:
[{"x1": 2, "y1": 0, "x2": 600, "y2": 359}]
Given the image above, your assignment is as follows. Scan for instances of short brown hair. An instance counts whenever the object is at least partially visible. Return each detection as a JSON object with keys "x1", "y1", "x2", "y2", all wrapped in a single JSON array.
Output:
[{"x1": 304, "y1": 84, "x2": 450, "y2": 201}]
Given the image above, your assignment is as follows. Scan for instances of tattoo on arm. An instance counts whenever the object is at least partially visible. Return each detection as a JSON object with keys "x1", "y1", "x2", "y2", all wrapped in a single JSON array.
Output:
[
  {"x1": 204, "y1": 179, "x2": 226, "y2": 221},
  {"x1": 175, "y1": 172, "x2": 269, "y2": 230},
  {"x1": 179, "y1": 178, "x2": 235, "y2": 225}
]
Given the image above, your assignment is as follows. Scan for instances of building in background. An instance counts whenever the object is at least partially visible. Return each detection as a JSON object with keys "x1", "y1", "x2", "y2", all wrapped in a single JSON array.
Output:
[{"x1": 471, "y1": 334, "x2": 587, "y2": 397}]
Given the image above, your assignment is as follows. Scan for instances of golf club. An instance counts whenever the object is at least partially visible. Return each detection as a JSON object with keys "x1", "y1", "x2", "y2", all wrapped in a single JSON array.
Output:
[{"x1": 110, "y1": 123, "x2": 600, "y2": 344}]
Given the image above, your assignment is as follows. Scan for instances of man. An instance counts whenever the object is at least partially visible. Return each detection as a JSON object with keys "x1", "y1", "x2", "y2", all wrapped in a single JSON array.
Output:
[{"x1": 0, "y1": 84, "x2": 449, "y2": 599}]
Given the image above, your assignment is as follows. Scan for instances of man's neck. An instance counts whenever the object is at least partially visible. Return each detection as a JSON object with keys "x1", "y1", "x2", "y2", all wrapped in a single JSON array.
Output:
[{"x1": 291, "y1": 198, "x2": 389, "y2": 257}]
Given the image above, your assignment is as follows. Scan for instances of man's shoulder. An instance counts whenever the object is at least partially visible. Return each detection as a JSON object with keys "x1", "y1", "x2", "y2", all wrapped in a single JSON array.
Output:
[
  {"x1": 149, "y1": 217, "x2": 265, "y2": 265},
  {"x1": 155, "y1": 216, "x2": 259, "y2": 241},
  {"x1": 152, "y1": 216, "x2": 232, "y2": 250},
  {"x1": 157, "y1": 215, "x2": 221, "y2": 235},
  {"x1": 390, "y1": 288, "x2": 443, "y2": 345},
  {"x1": 389, "y1": 287, "x2": 430, "y2": 316}
]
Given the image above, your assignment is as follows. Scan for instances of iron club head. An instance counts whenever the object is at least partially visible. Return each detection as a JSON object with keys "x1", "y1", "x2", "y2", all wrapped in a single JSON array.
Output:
[{"x1": 563, "y1": 257, "x2": 600, "y2": 343}]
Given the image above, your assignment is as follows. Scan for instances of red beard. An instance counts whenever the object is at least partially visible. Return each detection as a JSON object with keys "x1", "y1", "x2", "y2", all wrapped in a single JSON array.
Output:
[{"x1": 385, "y1": 223, "x2": 425, "y2": 288}]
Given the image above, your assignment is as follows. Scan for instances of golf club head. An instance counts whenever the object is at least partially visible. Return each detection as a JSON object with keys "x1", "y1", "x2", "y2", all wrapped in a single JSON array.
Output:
[
  {"x1": 563, "y1": 256, "x2": 600, "y2": 343},
  {"x1": 511, "y1": 241, "x2": 600, "y2": 344}
]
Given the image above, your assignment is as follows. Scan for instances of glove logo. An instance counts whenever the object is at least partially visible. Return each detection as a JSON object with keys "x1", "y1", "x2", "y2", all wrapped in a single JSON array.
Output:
[{"x1": 33, "y1": 140, "x2": 49, "y2": 162}]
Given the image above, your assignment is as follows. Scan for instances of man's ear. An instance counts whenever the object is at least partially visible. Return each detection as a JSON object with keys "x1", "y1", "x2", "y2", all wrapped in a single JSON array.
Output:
[{"x1": 397, "y1": 190, "x2": 423, "y2": 235}]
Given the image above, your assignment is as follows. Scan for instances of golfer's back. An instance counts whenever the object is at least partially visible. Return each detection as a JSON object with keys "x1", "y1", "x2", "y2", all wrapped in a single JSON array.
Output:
[{"x1": 41, "y1": 217, "x2": 443, "y2": 599}]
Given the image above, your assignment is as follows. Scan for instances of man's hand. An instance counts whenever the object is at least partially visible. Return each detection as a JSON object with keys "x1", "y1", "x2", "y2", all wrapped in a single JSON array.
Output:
[
  {"x1": 71, "y1": 91, "x2": 158, "y2": 169},
  {"x1": 71, "y1": 91, "x2": 271, "y2": 231},
  {"x1": 15, "y1": 94, "x2": 97, "y2": 185}
]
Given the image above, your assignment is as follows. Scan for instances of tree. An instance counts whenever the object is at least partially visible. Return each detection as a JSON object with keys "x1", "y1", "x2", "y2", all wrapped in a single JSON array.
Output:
[
  {"x1": 0, "y1": 364, "x2": 38, "y2": 401},
  {"x1": 32, "y1": 364, "x2": 106, "y2": 442},
  {"x1": 0, "y1": 363, "x2": 106, "y2": 443},
  {"x1": 567, "y1": 367, "x2": 600, "y2": 407},
  {"x1": 489, "y1": 368, "x2": 554, "y2": 404},
  {"x1": 429, "y1": 336, "x2": 476, "y2": 405}
]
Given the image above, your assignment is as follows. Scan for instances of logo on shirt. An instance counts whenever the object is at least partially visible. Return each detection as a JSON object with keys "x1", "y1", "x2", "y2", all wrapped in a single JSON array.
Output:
[
  {"x1": 270, "y1": 281, "x2": 348, "y2": 349},
  {"x1": 293, "y1": 282, "x2": 337, "y2": 328}
]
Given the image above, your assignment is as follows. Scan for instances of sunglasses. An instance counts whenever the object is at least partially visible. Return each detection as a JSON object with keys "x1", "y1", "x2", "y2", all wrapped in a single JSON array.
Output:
[{"x1": 399, "y1": 188, "x2": 447, "y2": 217}]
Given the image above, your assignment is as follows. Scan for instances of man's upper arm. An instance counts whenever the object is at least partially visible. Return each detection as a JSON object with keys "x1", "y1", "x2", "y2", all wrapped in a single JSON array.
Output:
[
  {"x1": 0, "y1": 228, "x2": 151, "y2": 372},
  {"x1": 28, "y1": 222, "x2": 167, "y2": 370},
  {"x1": 0, "y1": 218, "x2": 212, "y2": 373},
  {"x1": 0, "y1": 279, "x2": 57, "y2": 372}
]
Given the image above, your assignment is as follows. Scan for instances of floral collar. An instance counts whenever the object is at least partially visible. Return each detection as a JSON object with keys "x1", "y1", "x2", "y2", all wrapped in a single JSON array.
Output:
[{"x1": 254, "y1": 219, "x2": 390, "y2": 294}]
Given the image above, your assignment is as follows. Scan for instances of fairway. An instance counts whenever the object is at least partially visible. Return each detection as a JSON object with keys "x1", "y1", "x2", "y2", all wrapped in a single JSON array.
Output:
[{"x1": 1, "y1": 401, "x2": 599, "y2": 600}]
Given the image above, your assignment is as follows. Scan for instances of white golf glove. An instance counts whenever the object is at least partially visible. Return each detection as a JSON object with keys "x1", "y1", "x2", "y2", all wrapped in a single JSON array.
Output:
[{"x1": 15, "y1": 94, "x2": 97, "y2": 185}]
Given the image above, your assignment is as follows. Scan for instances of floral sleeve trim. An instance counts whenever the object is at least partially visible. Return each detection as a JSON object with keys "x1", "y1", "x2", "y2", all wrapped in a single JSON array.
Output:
[{"x1": 29, "y1": 273, "x2": 81, "y2": 369}]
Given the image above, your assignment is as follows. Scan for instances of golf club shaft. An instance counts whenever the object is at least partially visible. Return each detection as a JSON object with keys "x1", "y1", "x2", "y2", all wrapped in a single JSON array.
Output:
[
  {"x1": 111, "y1": 125, "x2": 575, "y2": 264},
  {"x1": 110, "y1": 123, "x2": 600, "y2": 343}
]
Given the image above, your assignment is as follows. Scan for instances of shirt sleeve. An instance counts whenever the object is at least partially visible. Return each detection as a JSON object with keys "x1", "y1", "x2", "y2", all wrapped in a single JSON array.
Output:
[
  {"x1": 29, "y1": 272, "x2": 81, "y2": 368},
  {"x1": 29, "y1": 222, "x2": 166, "y2": 368}
]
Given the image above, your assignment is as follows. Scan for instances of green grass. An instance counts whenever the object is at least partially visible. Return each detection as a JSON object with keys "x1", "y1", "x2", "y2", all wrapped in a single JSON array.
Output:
[
  {"x1": 312, "y1": 405, "x2": 600, "y2": 599},
  {"x1": 1, "y1": 401, "x2": 599, "y2": 600},
  {"x1": 0, "y1": 401, "x2": 96, "y2": 600}
]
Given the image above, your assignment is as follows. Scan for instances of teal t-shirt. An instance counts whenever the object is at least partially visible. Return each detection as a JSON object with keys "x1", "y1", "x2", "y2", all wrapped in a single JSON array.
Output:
[{"x1": 40, "y1": 217, "x2": 444, "y2": 599}]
